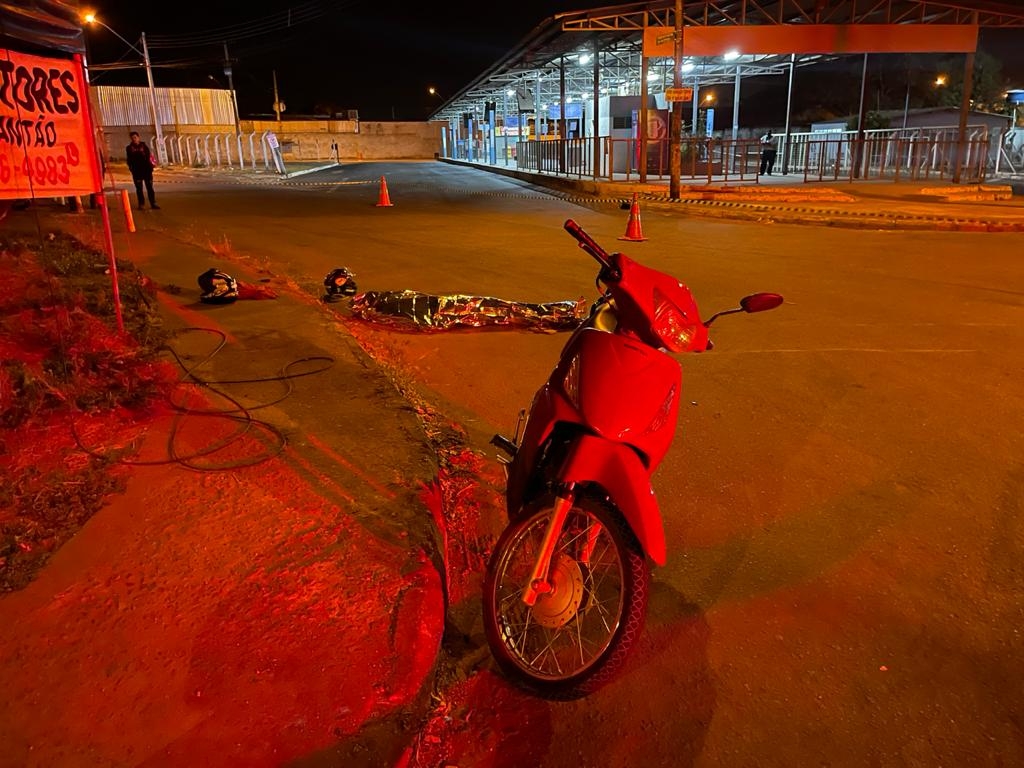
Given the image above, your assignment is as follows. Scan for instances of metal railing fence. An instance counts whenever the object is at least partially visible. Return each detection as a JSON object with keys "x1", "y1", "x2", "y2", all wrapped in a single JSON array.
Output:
[
  {"x1": 794, "y1": 133, "x2": 989, "y2": 182},
  {"x1": 445, "y1": 125, "x2": 999, "y2": 185}
]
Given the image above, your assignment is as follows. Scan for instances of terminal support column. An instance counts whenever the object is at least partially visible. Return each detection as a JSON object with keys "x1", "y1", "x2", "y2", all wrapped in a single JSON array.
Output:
[
  {"x1": 592, "y1": 40, "x2": 600, "y2": 178},
  {"x1": 952, "y1": 15, "x2": 979, "y2": 184},
  {"x1": 669, "y1": 0, "x2": 683, "y2": 198},
  {"x1": 640, "y1": 33, "x2": 649, "y2": 184}
]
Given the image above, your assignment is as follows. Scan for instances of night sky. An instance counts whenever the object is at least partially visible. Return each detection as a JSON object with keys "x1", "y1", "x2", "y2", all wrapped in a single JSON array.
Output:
[
  {"x1": 81, "y1": 1, "x2": 1024, "y2": 123},
  {"x1": 82, "y1": 1, "x2": 596, "y2": 120}
]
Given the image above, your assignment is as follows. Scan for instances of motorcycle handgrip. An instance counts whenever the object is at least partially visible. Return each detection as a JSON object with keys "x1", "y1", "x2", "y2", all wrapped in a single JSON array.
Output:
[{"x1": 564, "y1": 219, "x2": 611, "y2": 269}]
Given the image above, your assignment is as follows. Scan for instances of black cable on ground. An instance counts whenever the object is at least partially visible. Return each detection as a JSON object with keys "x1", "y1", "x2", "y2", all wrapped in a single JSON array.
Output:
[{"x1": 71, "y1": 326, "x2": 335, "y2": 472}]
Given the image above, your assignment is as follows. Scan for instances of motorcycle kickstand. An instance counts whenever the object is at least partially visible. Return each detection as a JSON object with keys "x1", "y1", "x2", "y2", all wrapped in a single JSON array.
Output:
[{"x1": 491, "y1": 409, "x2": 527, "y2": 468}]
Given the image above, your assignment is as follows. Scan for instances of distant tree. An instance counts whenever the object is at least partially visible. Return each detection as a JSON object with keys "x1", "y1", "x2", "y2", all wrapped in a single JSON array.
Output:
[
  {"x1": 846, "y1": 111, "x2": 891, "y2": 131},
  {"x1": 935, "y1": 51, "x2": 1010, "y2": 113}
]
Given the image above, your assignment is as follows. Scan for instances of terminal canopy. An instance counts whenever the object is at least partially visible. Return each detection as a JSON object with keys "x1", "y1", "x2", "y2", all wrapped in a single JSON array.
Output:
[{"x1": 429, "y1": 0, "x2": 1024, "y2": 122}]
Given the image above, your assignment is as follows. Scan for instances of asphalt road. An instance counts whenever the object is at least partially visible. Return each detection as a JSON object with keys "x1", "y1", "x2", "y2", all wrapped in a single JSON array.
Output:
[{"x1": 136, "y1": 161, "x2": 1024, "y2": 766}]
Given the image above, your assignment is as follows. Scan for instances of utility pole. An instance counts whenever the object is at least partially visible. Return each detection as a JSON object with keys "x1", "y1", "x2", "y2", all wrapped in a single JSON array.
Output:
[
  {"x1": 273, "y1": 70, "x2": 283, "y2": 126},
  {"x1": 223, "y1": 42, "x2": 241, "y2": 135},
  {"x1": 140, "y1": 32, "x2": 164, "y2": 164},
  {"x1": 223, "y1": 42, "x2": 243, "y2": 167},
  {"x1": 669, "y1": 0, "x2": 683, "y2": 198},
  {"x1": 84, "y1": 15, "x2": 163, "y2": 164}
]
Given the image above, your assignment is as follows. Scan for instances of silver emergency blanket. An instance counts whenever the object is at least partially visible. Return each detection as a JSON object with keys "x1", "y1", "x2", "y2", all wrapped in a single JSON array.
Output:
[{"x1": 349, "y1": 290, "x2": 588, "y2": 331}]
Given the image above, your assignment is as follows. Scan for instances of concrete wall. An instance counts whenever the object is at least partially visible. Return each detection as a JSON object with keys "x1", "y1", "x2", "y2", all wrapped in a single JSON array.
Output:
[
  {"x1": 103, "y1": 120, "x2": 445, "y2": 162},
  {"x1": 244, "y1": 120, "x2": 445, "y2": 161}
]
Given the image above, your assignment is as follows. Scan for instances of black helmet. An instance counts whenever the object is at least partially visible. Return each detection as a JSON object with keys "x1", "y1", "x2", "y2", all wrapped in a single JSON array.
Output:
[
  {"x1": 198, "y1": 268, "x2": 238, "y2": 304},
  {"x1": 323, "y1": 267, "x2": 358, "y2": 302}
]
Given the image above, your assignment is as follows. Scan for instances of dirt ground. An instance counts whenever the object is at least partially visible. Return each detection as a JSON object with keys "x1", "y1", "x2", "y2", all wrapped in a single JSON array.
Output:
[
  {"x1": 0, "y1": 218, "x2": 449, "y2": 766},
  {"x1": 5, "y1": 165, "x2": 1024, "y2": 768}
]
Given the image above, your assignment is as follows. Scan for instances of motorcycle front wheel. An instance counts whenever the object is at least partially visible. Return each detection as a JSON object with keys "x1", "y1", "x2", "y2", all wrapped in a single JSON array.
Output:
[{"x1": 482, "y1": 493, "x2": 649, "y2": 699}]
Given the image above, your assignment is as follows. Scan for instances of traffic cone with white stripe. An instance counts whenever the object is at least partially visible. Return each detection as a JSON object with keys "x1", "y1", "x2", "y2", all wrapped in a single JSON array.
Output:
[{"x1": 618, "y1": 192, "x2": 646, "y2": 242}]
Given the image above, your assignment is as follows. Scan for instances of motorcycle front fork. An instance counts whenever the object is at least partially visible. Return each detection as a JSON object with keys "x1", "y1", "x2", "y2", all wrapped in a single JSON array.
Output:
[
  {"x1": 491, "y1": 411, "x2": 598, "y2": 608},
  {"x1": 522, "y1": 483, "x2": 600, "y2": 607},
  {"x1": 523, "y1": 487, "x2": 574, "y2": 606}
]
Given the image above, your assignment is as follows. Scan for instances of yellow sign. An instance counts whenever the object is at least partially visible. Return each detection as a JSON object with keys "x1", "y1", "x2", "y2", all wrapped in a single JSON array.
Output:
[
  {"x1": 0, "y1": 50, "x2": 101, "y2": 199},
  {"x1": 665, "y1": 87, "x2": 694, "y2": 102}
]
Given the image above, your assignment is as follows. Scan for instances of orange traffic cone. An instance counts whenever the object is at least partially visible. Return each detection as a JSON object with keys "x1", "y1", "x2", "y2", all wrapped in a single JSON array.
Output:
[
  {"x1": 120, "y1": 189, "x2": 136, "y2": 233},
  {"x1": 375, "y1": 175, "x2": 394, "y2": 207},
  {"x1": 618, "y1": 192, "x2": 646, "y2": 242}
]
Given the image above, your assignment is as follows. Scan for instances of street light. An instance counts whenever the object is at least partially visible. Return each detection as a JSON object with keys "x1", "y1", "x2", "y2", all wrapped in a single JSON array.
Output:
[
  {"x1": 83, "y1": 13, "x2": 164, "y2": 163},
  {"x1": 428, "y1": 87, "x2": 442, "y2": 98},
  {"x1": 901, "y1": 71, "x2": 947, "y2": 129}
]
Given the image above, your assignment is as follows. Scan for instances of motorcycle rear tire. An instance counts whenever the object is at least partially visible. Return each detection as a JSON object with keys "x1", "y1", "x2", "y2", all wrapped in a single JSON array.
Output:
[{"x1": 482, "y1": 493, "x2": 649, "y2": 699}]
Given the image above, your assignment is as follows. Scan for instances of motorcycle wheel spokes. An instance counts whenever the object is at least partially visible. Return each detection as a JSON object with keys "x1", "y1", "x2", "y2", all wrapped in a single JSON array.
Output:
[{"x1": 493, "y1": 507, "x2": 625, "y2": 681}]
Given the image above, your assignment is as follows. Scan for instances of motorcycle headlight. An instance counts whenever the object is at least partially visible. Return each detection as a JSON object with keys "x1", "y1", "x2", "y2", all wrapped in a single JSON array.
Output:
[{"x1": 652, "y1": 288, "x2": 697, "y2": 353}]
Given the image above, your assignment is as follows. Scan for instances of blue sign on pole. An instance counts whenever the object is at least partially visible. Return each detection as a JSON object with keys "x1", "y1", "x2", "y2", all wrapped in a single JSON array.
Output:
[{"x1": 705, "y1": 108, "x2": 715, "y2": 136}]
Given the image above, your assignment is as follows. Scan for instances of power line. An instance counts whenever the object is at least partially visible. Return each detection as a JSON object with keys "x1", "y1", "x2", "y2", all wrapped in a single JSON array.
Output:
[
  {"x1": 89, "y1": 55, "x2": 223, "y2": 71},
  {"x1": 145, "y1": 2, "x2": 337, "y2": 48}
]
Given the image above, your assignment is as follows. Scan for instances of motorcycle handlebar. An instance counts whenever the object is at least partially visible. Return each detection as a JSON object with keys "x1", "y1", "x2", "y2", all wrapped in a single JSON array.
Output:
[{"x1": 564, "y1": 219, "x2": 612, "y2": 270}]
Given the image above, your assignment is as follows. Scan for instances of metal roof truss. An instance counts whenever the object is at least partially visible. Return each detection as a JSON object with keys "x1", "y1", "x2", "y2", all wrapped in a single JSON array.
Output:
[
  {"x1": 431, "y1": 0, "x2": 1023, "y2": 121},
  {"x1": 433, "y1": 38, "x2": 805, "y2": 122},
  {"x1": 558, "y1": 0, "x2": 1024, "y2": 30}
]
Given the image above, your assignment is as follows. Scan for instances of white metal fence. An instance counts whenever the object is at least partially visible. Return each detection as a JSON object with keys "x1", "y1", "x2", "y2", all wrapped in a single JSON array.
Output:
[
  {"x1": 93, "y1": 85, "x2": 236, "y2": 127},
  {"x1": 143, "y1": 131, "x2": 284, "y2": 171},
  {"x1": 782, "y1": 125, "x2": 992, "y2": 182},
  {"x1": 995, "y1": 127, "x2": 1024, "y2": 176}
]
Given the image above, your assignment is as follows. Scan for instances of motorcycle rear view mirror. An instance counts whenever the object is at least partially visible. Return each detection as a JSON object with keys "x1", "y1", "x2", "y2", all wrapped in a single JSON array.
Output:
[
  {"x1": 703, "y1": 292, "x2": 784, "y2": 327},
  {"x1": 740, "y1": 292, "x2": 784, "y2": 313}
]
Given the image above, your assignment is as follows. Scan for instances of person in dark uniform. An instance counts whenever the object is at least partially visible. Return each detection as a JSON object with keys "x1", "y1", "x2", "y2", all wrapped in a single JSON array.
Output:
[
  {"x1": 125, "y1": 131, "x2": 159, "y2": 209},
  {"x1": 759, "y1": 130, "x2": 778, "y2": 176}
]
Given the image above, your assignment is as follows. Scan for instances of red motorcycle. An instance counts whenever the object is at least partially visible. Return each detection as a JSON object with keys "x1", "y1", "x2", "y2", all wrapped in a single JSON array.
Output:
[{"x1": 484, "y1": 219, "x2": 782, "y2": 699}]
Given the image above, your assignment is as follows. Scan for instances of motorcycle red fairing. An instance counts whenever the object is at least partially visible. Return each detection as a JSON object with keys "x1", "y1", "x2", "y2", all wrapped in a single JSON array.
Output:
[{"x1": 504, "y1": 327, "x2": 683, "y2": 565}]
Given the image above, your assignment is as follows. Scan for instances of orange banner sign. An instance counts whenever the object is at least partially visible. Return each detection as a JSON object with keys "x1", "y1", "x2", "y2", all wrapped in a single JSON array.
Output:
[
  {"x1": 0, "y1": 50, "x2": 101, "y2": 200},
  {"x1": 644, "y1": 24, "x2": 979, "y2": 58},
  {"x1": 665, "y1": 87, "x2": 694, "y2": 102}
]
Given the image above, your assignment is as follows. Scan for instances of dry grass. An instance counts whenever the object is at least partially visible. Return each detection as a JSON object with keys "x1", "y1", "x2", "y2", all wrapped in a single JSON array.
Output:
[{"x1": 0, "y1": 231, "x2": 176, "y2": 591}]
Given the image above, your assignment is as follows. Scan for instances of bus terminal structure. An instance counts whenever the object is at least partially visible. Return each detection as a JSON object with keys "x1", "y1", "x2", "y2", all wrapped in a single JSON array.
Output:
[{"x1": 428, "y1": 0, "x2": 1024, "y2": 190}]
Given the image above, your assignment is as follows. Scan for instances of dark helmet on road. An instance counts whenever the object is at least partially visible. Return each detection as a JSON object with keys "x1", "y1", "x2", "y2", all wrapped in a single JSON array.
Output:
[
  {"x1": 323, "y1": 267, "x2": 358, "y2": 302},
  {"x1": 198, "y1": 268, "x2": 238, "y2": 304}
]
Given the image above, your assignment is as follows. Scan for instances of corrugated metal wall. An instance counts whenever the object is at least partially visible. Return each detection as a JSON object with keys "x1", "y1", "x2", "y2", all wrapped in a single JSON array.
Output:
[{"x1": 93, "y1": 86, "x2": 236, "y2": 128}]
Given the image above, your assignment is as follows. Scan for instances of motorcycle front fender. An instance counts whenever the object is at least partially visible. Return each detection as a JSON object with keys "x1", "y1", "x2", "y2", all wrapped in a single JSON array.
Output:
[{"x1": 559, "y1": 433, "x2": 667, "y2": 566}]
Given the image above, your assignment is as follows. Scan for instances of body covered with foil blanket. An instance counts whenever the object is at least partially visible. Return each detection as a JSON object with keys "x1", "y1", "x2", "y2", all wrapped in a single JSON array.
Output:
[{"x1": 349, "y1": 290, "x2": 588, "y2": 331}]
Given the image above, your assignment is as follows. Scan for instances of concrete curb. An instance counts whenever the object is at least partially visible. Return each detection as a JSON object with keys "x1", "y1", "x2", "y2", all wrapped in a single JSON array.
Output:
[
  {"x1": 283, "y1": 162, "x2": 342, "y2": 179},
  {"x1": 633, "y1": 195, "x2": 1024, "y2": 233},
  {"x1": 434, "y1": 158, "x2": 1024, "y2": 234}
]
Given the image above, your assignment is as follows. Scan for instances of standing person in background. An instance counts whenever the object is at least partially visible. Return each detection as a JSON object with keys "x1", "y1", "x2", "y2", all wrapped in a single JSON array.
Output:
[
  {"x1": 759, "y1": 130, "x2": 778, "y2": 176},
  {"x1": 125, "y1": 131, "x2": 159, "y2": 210}
]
